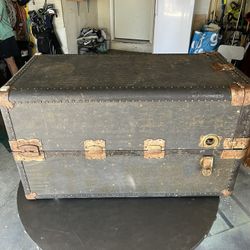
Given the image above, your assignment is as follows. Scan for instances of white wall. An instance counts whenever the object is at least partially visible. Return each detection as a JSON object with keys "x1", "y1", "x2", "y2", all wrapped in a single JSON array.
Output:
[
  {"x1": 97, "y1": 0, "x2": 110, "y2": 30},
  {"x1": 62, "y1": 0, "x2": 98, "y2": 54},
  {"x1": 97, "y1": 0, "x2": 212, "y2": 35},
  {"x1": 194, "y1": 0, "x2": 210, "y2": 15},
  {"x1": 28, "y1": 0, "x2": 213, "y2": 53}
]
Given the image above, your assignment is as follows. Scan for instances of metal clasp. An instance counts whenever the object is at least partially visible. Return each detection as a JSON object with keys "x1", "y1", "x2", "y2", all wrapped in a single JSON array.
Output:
[
  {"x1": 200, "y1": 156, "x2": 214, "y2": 177},
  {"x1": 84, "y1": 140, "x2": 106, "y2": 160},
  {"x1": 9, "y1": 139, "x2": 45, "y2": 161},
  {"x1": 144, "y1": 139, "x2": 165, "y2": 159}
]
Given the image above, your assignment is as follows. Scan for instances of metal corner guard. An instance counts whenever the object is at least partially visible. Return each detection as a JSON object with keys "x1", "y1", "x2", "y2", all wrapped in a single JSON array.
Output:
[
  {"x1": 221, "y1": 138, "x2": 250, "y2": 160},
  {"x1": 231, "y1": 83, "x2": 250, "y2": 106},
  {"x1": 0, "y1": 86, "x2": 14, "y2": 109},
  {"x1": 25, "y1": 192, "x2": 37, "y2": 200},
  {"x1": 212, "y1": 62, "x2": 235, "y2": 71}
]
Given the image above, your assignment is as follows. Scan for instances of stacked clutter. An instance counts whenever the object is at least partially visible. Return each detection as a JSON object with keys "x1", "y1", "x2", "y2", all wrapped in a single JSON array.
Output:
[
  {"x1": 189, "y1": 0, "x2": 250, "y2": 54},
  {"x1": 28, "y1": 4, "x2": 62, "y2": 54},
  {"x1": 189, "y1": 23, "x2": 222, "y2": 54},
  {"x1": 77, "y1": 28, "x2": 109, "y2": 54}
]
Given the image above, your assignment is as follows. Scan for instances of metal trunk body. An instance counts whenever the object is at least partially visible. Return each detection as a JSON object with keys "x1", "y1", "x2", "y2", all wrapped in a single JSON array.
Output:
[{"x1": 0, "y1": 53, "x2": 249, "y2": 199}]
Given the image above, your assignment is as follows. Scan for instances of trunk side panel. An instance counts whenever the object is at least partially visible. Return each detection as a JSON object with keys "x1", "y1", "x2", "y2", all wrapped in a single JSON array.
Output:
[{"x1": 9, "y1": 102, "x2": 241, "y2": 151}]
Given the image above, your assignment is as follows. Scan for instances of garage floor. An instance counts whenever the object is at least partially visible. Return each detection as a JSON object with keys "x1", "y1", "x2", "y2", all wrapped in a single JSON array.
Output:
[{"x1": 0, "y1": 121, "x2": 250, "y2": 250}]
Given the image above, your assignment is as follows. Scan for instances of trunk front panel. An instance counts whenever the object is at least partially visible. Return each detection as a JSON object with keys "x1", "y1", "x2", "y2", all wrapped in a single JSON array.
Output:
[
  {"x1": 21, "y1": 153, "x2": 237, "y2": 198},
  {"x1": 9, "y1": 101, "x2": 240, "y2": 151}
]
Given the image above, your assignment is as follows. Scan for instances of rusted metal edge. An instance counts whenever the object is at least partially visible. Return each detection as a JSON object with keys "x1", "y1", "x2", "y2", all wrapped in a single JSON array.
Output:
[
  {"x1": 223, "y1": 138, "x2": 250, "y2": 149},
  {"x1": 212, "y1": 62, "x2": 235, "y2": 71},
  {"x1": 9, "y1": 139, "x2": 45, "y2": 162},
  {"x1": 231, "y1": 83, "x2": 250, "y2": 106},
  {"x1": 221, "y1": 189, "x2": 232, "y2": 197},
  {"x1": 84, "y1": 140, "x2": 106, "y2": 160},
  {"x1": 0, "y1": 86, "x2": 14, "y2": 109},
  {"x1": 220, "y1": 149, "x2": 247, "y2": 159},
  {"x1": 25, "y1": 192, "x2": 37, "y2": 200},
  {"x1": 222, "y1": 138, "x2": 250, "y2": 162}
]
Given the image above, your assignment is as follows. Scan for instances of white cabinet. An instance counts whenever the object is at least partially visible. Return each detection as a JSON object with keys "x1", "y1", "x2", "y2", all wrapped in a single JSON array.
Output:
[{"x1": 153, "y1": 0, "x2": 195, "y2": 54}]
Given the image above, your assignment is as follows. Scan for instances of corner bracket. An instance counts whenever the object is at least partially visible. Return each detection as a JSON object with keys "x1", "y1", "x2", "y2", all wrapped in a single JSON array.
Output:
[
  {"x1": 0, "y1": 86, "x2": 14, "y2": 109},
  {"x1": 25, "y1": 192, "x2": 37, "y2": 200},
  {"x1": 212, "y1": 62, "x2": 234, "y2": 71},
  {"x1": 230, "y1": 83, "x2": 250, "y2": 106}
]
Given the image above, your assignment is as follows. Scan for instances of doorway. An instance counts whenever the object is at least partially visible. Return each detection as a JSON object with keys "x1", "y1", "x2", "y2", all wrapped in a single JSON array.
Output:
[{"x1": 111, "y1": 0, "x2": 155, "y2": 42}]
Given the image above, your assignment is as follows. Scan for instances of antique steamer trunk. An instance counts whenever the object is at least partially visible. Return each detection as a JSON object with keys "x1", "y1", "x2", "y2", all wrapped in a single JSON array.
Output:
[{"x1": 0, "y1": 53, "x2": 250, "y2": 200}]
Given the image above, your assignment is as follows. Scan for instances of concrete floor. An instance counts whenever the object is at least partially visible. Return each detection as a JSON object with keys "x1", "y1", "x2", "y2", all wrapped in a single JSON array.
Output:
[{"x1": 0, "y1": 127, "x2": 250, "y2": 250}]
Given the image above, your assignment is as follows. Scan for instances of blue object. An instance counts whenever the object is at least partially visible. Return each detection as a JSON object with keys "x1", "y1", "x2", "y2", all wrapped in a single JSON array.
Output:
[{"x1": 189, "y1": 31, "x2": 222, "y2": 54}]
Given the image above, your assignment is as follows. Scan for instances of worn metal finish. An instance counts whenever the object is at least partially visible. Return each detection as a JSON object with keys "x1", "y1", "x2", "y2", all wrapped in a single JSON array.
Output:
[
  {"x1": 9, "y1": 139, "x2": 45, "y2": 162},
  {"x1": 231, "y1": 83, "x2": 250, "y2": 106},
  {"x1": 0, "y1": 53, "x2": 249, "y2": 198},
  {"x1": 221, "y1": 138, "x2": 250, "y2": 160},
  {"x1": 0, "y1": 86, "x2": 14, "y2": 109},
  {"x1": 144, "y1": 139, "x2": 165, "y2": 159},
  {"x1": 199, "y1": 134, "x2": 222, "y2": 149},
  {"x1": 200, "y1": 156, "x2": 214, "y2": 176},
  {"x1": 25, "y1": 192, "x2": 37, "y2": 200},
  {"x1": 84, "y1": 140, "x2": 106, "y2": 160},
  {"x1": 220, "y1": 149, "x2": 247, "y2": 159},
  {"x1": 223, "y1": 138, "x2": 250, "y2": 149},
  {"x1": 212, "y1": 62, "x2": 235, "y2": 71}
]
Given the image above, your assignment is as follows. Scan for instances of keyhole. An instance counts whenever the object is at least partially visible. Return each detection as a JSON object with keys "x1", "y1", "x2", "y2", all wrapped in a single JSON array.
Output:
[{"x1": 205, "y1": 138, "x2": 215, "y2": 146}]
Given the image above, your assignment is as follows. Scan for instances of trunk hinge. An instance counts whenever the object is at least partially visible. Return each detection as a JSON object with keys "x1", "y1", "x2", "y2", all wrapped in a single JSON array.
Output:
[
  {"x1": 9, "y1": 139, "x2": 45, "y2": 162},
  {"x1": 221, "y1": 138, "x2": 250, "y2": 159},
  {"x1": 0, "y1": 86, "x2": 14, "y2": 109}
]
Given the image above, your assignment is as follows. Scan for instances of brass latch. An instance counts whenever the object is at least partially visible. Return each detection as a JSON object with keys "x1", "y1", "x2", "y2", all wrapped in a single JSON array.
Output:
[
  {"x1": 221, "y1": 138, "x2": 250, "y2": 159},
  {"x1": 9, "y1": 139, "x2": 45, "y2": 161},
  {"x1": 200, "y1": 156, "x2": 214, "y2": 176},
  {"x1": 84, "y1": 140, "x2": 106, "y2": 160},
  {"x1": 144, "y1": 139, "x2": 165, "y2": 159}
]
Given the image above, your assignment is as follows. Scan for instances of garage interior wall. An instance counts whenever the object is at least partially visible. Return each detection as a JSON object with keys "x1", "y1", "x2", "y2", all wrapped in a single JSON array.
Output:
[
  {"x1": 28, "y1": 0, "x2": 98, "y2": 54},
  {"x1": 193, "y1": 0, "x2": 211, "y2": 31},
  {"x1": 62, "y1": 0, "x2": 98, "y2": 53},
  {"x1": 28, "y1": 0, "x2": 212, "y2": 54}
]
